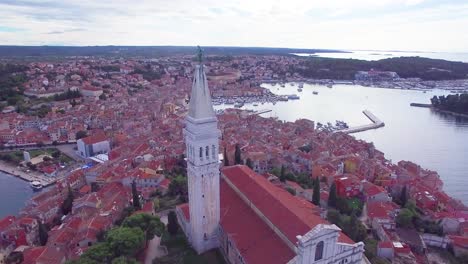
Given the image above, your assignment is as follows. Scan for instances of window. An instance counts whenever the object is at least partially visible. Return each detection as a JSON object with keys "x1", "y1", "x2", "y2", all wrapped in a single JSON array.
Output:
[
  {"x1": 204, "y1": 233, "x2": 208, "y2": 240},
  {"x1": 199, "y1": 147, "x2": 203, "y2": 158},
  {"x1": 206, "y1": 146, "x2": 209, "y2": 158},
  {"x1": 212, "y1": 145, "x2": 216, "y2": 159},
  {"x1": 315, "y1": 241, "x2": 324, "y2": 261}
]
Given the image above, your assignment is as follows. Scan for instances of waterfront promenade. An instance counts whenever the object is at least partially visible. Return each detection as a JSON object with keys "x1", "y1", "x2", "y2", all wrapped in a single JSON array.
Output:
[
  {"x1": 341, "y1": 110, "x2": 385, "y2": 134},
  {"x1": 0, "y1": 161, "x2": 57, "y2": 187}
]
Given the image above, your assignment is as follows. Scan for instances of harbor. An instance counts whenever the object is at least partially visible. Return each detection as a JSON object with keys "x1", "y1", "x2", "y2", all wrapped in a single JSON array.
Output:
[
  {"x1": 340, "y1": 110, "x2": 385, "y2": 134},
  {"x1": 0, "y1": 160, "x2": 57, "y2": 188}
]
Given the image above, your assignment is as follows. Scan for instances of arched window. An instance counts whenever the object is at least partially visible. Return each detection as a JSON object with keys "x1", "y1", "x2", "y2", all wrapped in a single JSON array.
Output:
[
  {"x1": 199, "y1": 147, "x2": 203, "y2": 158},
  {"x1": 212, "y1": 145, "x2": 216, "y2": 159},
  {"x1": 206, "y1": 146, "x2": 209, "y2": 158},
  {"x1": 315, "y1": 241, "x2": 324, "y2": 261}
]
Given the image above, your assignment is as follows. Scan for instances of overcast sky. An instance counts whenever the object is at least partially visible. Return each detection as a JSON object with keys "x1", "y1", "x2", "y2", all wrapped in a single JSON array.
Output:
[{"x1": 0, "y1": 0, "x2": 467, "y2": 52}]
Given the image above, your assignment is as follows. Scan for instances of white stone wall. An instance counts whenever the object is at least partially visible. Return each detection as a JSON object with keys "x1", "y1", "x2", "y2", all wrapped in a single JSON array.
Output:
[
  {"x1": 295, "y1": 225, "x2": 365, "y2": 264},
  {"x1": 184, "y1": 116, "x2": 221, "y2": 254}
]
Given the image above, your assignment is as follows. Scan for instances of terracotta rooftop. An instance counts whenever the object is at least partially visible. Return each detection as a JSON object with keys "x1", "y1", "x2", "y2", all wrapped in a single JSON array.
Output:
[
  {"x1": 220, "y1": 179, "x2": 295, "y2": 264},
  {"x1": 222, "y1": 165, "x2": 354, "y2": 245}
]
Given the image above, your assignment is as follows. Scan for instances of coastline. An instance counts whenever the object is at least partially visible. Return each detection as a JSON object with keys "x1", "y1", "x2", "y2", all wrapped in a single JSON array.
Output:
[
  {"x1": 410, "y1": 103, "x2": 468, "y2": 118},
  {"x1": 433, "y1": 108, "x2": 468, "y2": 119},
  {"x1": 0, "y1": 160, "x2": 56, "y2": 187}
]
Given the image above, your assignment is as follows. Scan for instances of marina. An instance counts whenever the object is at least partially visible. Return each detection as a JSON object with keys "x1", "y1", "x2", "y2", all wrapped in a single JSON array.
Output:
[{"x1": 215, "y1": 83, "x2": 468, "y2": 204}]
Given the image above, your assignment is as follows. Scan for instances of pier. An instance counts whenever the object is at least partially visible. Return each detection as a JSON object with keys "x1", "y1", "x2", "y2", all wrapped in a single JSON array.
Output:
[
  {"x1": 252, "y1": 109, "x2": 272, "y2": 115},
  {"x1": 340, "y1": 110, "x2": 385, "y2": 134},
  {"x1": 0, "y1": 161, "x2": 57, "y2": 187}
]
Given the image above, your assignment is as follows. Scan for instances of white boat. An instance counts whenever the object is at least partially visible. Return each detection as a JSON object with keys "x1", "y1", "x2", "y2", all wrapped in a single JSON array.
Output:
[
  {"x1": 288, "y1": 94, "x2": 300, "y2": 100},
  {"x1": 253, "y1": 103, "x2": 258, "y2": 106},
  {"x1": 291, "y1": 83, "x2": 295, "y2": 86},
  {"x1": 280, "y1": 83, "x2": 285, "y2": 88},
  {"x1": 31, "y1": 181, "x2": 43, "y2": 191},
  {"x1": 234, "y1": 102, "x2": 244, "y2": 108},
  {"x1": 298, "y1": 83, "x2": 304, "y2": 88}
]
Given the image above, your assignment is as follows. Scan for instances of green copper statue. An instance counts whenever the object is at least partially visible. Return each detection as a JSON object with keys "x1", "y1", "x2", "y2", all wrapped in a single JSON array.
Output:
[{"x1": 196, "y1": 46, "x2": 203, "y2": 63}]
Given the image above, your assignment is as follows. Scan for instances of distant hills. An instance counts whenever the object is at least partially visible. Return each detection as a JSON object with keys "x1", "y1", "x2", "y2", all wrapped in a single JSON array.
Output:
[{"x1": 0, "y1": 46, "x2": 345, "y2": 58}]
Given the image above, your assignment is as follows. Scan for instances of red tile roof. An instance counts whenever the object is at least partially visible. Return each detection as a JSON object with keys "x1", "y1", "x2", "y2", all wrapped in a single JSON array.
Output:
[
  {"x1": 0, "y1": 215, "x2": 16, "y2": 230},
  {"x1": 80, "y1": 134, "x2": 108, "y2": 145},
  {"x1": 220, "y1": 179, "x2": 295, "y2": 264},
  {"x1": 222, "y1": 165, "x2": 353, "y2": 245},
  {"x1": 177, "y1": 203, "x2": 190, "y2": 221}
]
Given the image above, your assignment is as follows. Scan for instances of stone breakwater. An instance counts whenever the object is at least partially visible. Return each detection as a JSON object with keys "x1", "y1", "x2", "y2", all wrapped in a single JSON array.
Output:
[{"x1": 340, "y1": 110, "x2": 385, "y2": 134}]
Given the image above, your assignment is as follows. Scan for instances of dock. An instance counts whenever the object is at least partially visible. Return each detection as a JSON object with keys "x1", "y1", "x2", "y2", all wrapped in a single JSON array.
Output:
[
  {"x1": 0, "y1": 161, "x2": 57, "y2": 187},
  {"x1": 340, "y1": 110, "x2": 385, "y2": 134},
  {"x1": 410, "y1": 103, "x2": 432, "y2": 108},
  {"x1": 252, "y1": 109, "x2": 272, "y2": 115}
]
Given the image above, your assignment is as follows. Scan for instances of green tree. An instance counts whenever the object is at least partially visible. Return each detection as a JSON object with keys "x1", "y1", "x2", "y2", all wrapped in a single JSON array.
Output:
[
  {"x1": 280, "y1": 165, "x2": 286, "y2": 183},
  {"x1": 38, "y1": 222, "x2": 48, "y2": 246},
  {"x1": 76, "y1": 130, "x2": 87, "y2": 140},
  {"x1": 123, "y1": 213, "x2": 164, "y2": 242},
  {"x1": 286, "y1": 187, "x2": 296, "y2": 196},
  {"x1": 328, "y1": 183, "x2": 337, "y2": 208},
  {"x1": 168, "y1": 175, "x2": 188, "y2": 198},
  {"x1": 153, "y1": 198, "x2": 160, "y2": 212},
  {"x1": 246, "y1": 158, "x2": 253, "y2": 169},
  {"x1": 6, "y1": 251, "x2": 23, "y2": 264},
  {"x1": 111, "y1": 256, "x2": 139, "y2": 264},
  {"x1": 400, "y1": 186, "x2": 408, "y2": 206},
  {"x1": 131, "y1": 180, "x2": 141, "y2": 210},
  {"x1": 327, "y1": 209, "x2": 342, "y2": 226},
  {"x1": 396, "y1": 208, "x2": 414, "y2": 228},
  {"x1": 80, "y1": 242, "x2": 113, "y2": 263},
  {"x1": 167, "y1": 211, "x2": 179, "y2": 236},
  {"x1": 106, "y1": 227, "x2": 145, "y2": 258},
  {"x1": 223, "y1": 147, "x2": 229, "y2": 166},
  {"x1": 52, "y1": 150, "x2": 61, "y2": 158},
  {"x1": 234, "y1": 144, "x2": 242, "y2": 165},
  {"x1": 313, "y1": 177, "x2": 320, "y2": 206},
  {"x1": 61, "y1": 186, "x2": 74, "y2": 215}
]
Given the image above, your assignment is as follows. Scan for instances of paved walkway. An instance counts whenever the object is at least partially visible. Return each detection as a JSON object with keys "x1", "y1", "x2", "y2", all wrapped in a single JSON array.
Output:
[
  {"x1": 0, "y1": 160, "x2": 56, "y2": 186},
  {"x1": 144, "y1": 235, "x2": 168, "y2": 264}
]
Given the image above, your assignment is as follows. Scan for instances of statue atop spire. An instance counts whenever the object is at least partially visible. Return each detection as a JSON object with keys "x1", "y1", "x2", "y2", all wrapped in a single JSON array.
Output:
[
  {"x1": 187, "y1": 46, "x2": 216, "y2": 120},
  {"x1": 196, "y1": 45, "x2": 204, "y2": 64}
]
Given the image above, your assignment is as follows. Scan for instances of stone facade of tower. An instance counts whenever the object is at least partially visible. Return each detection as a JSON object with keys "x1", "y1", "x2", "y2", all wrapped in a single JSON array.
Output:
[{"x1": 183, "y1": 63, "x2": 221, "y2": 254}]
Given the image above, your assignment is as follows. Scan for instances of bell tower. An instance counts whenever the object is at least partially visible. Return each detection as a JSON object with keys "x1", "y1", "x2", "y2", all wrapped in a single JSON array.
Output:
[{"x1": 183, "y1": 46, "x2": 221, "y2": 254}]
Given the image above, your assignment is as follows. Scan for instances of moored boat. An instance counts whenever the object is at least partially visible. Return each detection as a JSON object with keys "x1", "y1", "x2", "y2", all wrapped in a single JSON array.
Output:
[{"x1": 30, "y1": 181, "x2": 43, "y2": 191}]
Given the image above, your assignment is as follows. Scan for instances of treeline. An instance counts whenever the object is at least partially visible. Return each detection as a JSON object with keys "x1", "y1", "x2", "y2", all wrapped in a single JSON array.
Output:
[
  {"x1": 0, "y1": 64, "x2": 28, "y2": 103},
  {"x1": 53, "y1": 89, "x2": 81, "y2": 101},
  {"x1": 132, "y1": 68, "x2": 164, "y2": 81},
  {"x1": 431, "y1": 94, "x2": 468, "y2": 114},
  {"x1": 294, "y1": 57, "x2": 468, "y2": 81},
  {"x1": 0, "y1": 45, "x2": 344, "y2": 57}
]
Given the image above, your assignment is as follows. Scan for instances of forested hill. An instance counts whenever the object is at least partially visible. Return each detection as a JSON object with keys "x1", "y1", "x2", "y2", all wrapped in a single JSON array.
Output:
[
  {"x1": 0, "y1": 46, "x2": 343, "y2": 58},
  {"x1": 431, "y1": 94, "x2": 468, "y2": 115},
  {"x1": 295, "y1": 56, "x2": 468, "y2": 81}
]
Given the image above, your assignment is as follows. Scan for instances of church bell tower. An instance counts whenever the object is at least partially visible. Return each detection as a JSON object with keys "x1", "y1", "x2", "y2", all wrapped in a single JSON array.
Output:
[{"x1": 183, "y1": 47, "x2": 221, "y2": 254}]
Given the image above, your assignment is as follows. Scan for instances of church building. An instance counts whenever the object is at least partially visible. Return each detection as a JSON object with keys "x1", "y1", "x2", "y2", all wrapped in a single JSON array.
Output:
[{"x1": 177, "y1": 52, "x2": 366, "y2": 264}]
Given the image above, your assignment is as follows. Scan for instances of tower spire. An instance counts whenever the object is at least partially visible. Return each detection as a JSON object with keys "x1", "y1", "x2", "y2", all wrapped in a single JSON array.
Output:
[{"x1": 188, "y1": 46, "x2": 215, "y2": 120}]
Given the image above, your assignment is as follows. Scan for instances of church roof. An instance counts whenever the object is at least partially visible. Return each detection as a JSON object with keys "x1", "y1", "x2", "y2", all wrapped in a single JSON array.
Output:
[
  {"x1": 222, "y1": 165, "x2": 354, "y2": 245},
  {"x1": 220, "y1": 179, "x2": 295, "y2": 264},
  {"x1": 188, "y1": 64, "x2": 216, "y2": 120}
]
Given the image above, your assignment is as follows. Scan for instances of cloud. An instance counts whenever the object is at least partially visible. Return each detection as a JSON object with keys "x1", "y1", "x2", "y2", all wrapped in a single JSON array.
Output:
[
  {"x1": 0, "y1": 0, "x2": 466, "y2": 52},
  {"x1": 45, "y1": 28, "x2": 86, "y2": 34}
]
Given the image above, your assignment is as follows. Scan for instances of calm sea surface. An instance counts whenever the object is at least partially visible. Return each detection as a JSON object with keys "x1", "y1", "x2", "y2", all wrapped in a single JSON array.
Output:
[
  {"x1": 216, "y1": 84, "x2": 468, "y2": 204},
  {"x1": 0, "y1": 171, "x2": 34, "y2": 218},
  {"x1": 293, "y1": 50, "x2": 468, "y2": 63}
]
